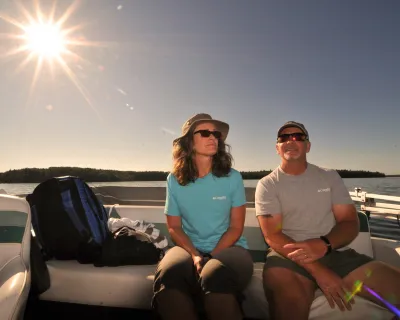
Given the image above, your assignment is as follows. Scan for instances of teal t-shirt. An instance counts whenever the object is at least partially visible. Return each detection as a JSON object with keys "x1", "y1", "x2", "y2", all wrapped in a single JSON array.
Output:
[{"x1": 165, "y1": 168, "x2": 248, "y2": 253}]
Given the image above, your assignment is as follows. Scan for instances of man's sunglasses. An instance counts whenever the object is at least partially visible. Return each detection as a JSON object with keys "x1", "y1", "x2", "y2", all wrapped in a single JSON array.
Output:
[
  {"x1": 277, "y1": 133, "x2": 307, "y2": 143},
  {"x1": 194, "y1": 129, "x2": 222, "y2": 139}
]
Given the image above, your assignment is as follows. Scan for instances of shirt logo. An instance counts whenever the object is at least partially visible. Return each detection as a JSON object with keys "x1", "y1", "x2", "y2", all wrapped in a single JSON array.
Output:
[
  {"x1": 213, "y1": 196, "x2": 227, "y2": 200},
  {"x1": 317, "y1": 188, "x2": 331, "y2": 193}
]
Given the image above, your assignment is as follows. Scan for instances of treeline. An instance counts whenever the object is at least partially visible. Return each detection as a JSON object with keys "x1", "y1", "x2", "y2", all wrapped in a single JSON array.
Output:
[
  {"x1": 241, "y1": 169, "x2": 386, "y2": 179},
  {"x1": 336, "y1": 170, "x2": 385, "y2": 178},
  {"x1": 0, "y1": 167, "x2": 387, "y2": 183},
  {"x1": 0, "y1": 167, "x2": 169, "y2": 183}
]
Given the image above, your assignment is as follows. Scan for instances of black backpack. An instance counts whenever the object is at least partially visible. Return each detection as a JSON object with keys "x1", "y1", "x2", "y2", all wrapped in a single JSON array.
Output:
[
  {"x1": 27, "y1": 176, "x2": 110, "y2": 263},
  {"x1": 94, "y1": 226, "x2": 164, "y2": 267}
]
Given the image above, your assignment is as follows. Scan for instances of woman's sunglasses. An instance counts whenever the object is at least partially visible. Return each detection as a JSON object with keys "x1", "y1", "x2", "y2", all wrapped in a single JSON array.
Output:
[
  {"x1": 194, "y1": 129, "x2": 222, "y2": 139},
  {"x1": 277, "y1": 133, "x2": 307, "y2": 143}
]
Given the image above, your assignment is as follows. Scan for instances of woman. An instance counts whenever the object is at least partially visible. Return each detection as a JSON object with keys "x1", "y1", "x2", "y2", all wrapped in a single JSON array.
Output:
[{"x1": 153, "y1": 113, "x2": 253, "y2": 320}]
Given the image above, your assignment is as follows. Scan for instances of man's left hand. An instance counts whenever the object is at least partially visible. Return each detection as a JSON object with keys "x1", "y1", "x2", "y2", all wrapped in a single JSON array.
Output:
[{"x1": 284, "y1": 238, "x2": 328, "y2": 264}]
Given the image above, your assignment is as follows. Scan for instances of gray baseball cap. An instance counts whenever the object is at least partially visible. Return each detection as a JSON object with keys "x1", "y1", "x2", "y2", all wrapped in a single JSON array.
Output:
[{"x1": 277, "y1": 121, "x2": 309, "y2": 138}]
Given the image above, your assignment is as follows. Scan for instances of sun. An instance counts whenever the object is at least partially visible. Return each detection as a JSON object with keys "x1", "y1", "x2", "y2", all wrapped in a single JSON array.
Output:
[
  {"x1": 0, "y1": 0, "x2": 106, "y2": 117},
  {"x1": 23, "y1": 22, "x2": 66, "y2": 58}
]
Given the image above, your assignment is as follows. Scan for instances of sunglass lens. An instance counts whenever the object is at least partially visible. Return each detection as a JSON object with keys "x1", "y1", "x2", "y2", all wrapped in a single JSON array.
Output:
[
  {"x1": 196, "y1": 130, "x2": 222, "y2": 139},
  {"x1": 213, "y1": 131, "x2": 222, "y2": 139},
  {"x1": 199, "y1": 130, "x2": 211, "y2": 137},
  {"x1": 278, "y1": 133, "x2": 306, "y2": 142}
]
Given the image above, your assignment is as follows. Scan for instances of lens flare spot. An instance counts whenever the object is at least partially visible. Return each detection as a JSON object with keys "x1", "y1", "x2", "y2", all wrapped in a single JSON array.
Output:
[
  {"x1": 386, "y1": 293, "x2": 398, "y2": 305},
  {"x1": 364, "y1": 285, "x2": 400, "y2": 317}
]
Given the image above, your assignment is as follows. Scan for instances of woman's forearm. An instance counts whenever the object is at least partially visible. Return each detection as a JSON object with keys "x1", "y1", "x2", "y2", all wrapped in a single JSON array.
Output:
[
  {"x1": 211, "y1": 227, "x2": 242, "y2": 255},
  {"x1": 169, "y1": 227, "x2": 200, "y2": 258}
]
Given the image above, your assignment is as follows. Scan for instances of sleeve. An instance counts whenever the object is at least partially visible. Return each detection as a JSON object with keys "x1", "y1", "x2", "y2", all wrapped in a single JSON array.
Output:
[
  {"x1": 164, "y1": 174, "x2": 181, "y2": 216},
  {"x1": 329, "y1": 170, "x2": 354, "y2": 205},
  {"x1": 255, "y1": 178, "x2": 281, "y2": 216},
  {"x1": 230, "y1": 170, "x2": 247, "y2": 207}
]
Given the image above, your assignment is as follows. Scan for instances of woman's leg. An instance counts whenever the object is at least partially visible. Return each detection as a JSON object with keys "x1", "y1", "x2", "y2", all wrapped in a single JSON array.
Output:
[
  {"x1": 153, "y1": 246, "x2": 199, "y2": 320},
  {"x1": 199, "y1": 246, "x2": 254, "y2": 320}
]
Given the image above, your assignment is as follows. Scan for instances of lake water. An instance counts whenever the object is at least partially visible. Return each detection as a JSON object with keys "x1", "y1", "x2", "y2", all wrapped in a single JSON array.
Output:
[{"x1": 1, "y1": 177, "x2": 399, "y2": 196}]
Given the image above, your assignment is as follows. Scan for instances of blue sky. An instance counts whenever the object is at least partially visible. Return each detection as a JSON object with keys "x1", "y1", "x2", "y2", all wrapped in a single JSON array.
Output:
[{"x1": 0, "y1": 0, "x2": 399, "y2": 174}]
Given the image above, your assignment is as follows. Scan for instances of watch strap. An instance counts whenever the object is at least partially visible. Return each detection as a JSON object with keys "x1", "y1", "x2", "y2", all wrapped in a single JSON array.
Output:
[{"x1": 320, "y1": 235, "x2": 332, "y2": 255}]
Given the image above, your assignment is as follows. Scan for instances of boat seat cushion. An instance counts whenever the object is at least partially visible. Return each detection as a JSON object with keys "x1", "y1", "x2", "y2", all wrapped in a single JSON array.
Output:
[
  {"x1": 40, "y1": 259, "x2": 393, "y2": 319},
  {"x1": 0, "y1": 195, "x2": 32, "y2": 320},
  {"x1": 40, "y1": 260, "x2": 157, "y2": 309},
  {"x1": 39, "y1": 207, "x2": 390, "y2": 319}
]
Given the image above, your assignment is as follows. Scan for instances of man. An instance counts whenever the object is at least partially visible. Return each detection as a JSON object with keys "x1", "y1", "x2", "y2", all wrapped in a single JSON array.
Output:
[{"x1": 255, "y1": 121, "x2": 400, "y2": 320}]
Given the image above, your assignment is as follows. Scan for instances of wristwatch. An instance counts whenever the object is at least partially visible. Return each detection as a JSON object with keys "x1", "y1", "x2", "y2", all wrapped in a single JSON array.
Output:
[{"x1": 320, "y1": 236, "x2": 332, "y2": 255}]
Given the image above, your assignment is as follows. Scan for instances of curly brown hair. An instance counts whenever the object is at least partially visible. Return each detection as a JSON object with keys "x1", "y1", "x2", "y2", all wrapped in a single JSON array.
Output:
[{"x1": 171, "y1": 130, "x2": 233, "y2": 186}]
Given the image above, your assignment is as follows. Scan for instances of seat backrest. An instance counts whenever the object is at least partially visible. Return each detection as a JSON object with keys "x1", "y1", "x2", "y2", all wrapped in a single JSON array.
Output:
[
  {"x1": 107, "y1": 205, "x2": 268, "y2": 262},
  {"x1": 347, "y1": 211, "x2": 374, "y2": 258},
  {"x1": 0, "y1": 194, "x2": 32, "y2": 320},
  {"x1": 107, "y1": 206, "x2": 373, "y2": 262}
]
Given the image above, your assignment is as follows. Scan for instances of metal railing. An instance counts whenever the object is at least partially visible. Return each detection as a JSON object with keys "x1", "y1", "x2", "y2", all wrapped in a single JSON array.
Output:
[{"x1": 350, "y1": 188, "x2": 400, "y2": 226}]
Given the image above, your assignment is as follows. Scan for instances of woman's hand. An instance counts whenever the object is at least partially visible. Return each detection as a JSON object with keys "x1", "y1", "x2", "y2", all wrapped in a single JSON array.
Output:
[
  {"x1": 192, "y1": 255, "x2": 205, "y2": 274},
  {"x1": 192, "y1": 254, "x2": 212, "y2": 274}
]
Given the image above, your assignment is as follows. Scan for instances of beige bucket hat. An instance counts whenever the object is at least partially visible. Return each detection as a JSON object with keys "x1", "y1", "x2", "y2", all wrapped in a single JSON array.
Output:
[{"x1": 173, "y1": 113, "x2": 229, "y2": 144}]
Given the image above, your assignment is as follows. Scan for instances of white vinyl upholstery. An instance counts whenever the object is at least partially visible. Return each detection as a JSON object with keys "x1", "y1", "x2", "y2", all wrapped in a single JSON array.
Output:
[
  {"x1": 39, "y1": 206, "x2": 394, "y2": 319},
  {"x1": 39, "y1": 260, "x2": 157, "y2": 309},
  {"x1": 0, "y1": 194, "x2": 31, "y2": 320}
]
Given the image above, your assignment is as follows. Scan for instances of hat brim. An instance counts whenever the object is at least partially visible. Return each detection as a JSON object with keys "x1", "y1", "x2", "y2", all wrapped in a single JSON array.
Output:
[
  {"x1": 173, "y1": 119, "x2": 229, "y2": 144},
  {"x1": 277, "y1": 124, "x2": 307, "y2": 137}
]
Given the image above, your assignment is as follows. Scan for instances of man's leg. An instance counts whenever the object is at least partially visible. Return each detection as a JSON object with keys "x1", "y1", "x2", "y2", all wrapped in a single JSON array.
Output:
[
  {"x1": 322, "y1": 248, "x2": 400, "y2": 318},
  {"x1": 153, "y1": 246, "x2": 199, "y2": 320},
  {"x1": 343, "y1": 260, "x2": 400, "y2": 314},
  {"x1": 200, "y1": 246, "x2": 254, "y2": 320},
  {"x1": 263, "y1": 250, "x2": 317, "y2": 320}
]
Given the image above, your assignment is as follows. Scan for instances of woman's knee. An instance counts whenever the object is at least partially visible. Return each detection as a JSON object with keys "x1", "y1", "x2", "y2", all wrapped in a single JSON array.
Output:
[
  {"x1": 200, "y1": 247, "x2": 253, "y2": 293},
  {"x1": 154, "y1": 247, "x2": 194, "y2": 288}
]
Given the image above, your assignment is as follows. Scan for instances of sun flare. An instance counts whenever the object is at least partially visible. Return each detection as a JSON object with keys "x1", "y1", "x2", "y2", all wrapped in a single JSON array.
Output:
[
  {"x1": 23, "y1": 22, "x2": 66, "y2": 58},
  {"x1": 0, "y1": 0, "x2": 105, "y2": 117}
]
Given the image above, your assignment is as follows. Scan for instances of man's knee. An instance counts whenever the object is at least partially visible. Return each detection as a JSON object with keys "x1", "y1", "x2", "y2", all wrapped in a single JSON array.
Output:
[{"x1": 263, "y1": 267, "x2": 315, "y2": 303}]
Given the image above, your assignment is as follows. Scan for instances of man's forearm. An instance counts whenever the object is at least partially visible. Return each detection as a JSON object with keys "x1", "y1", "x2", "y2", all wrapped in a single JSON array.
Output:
[
  {"x1": 267, "y1": 232, "x2": 328, "y2": 276},
  {"x1": 169, "y1": 227, "x2": 200, "y2": 258},
  {"x1": 266, "y1": 232, "x2": 297, "y2": 257},
  {"x1": 211, "y1": 227, "x2": 242, "y2": 255},
  {"x1": 324, "y1": 220, "x2": 359, "y2": 250}
]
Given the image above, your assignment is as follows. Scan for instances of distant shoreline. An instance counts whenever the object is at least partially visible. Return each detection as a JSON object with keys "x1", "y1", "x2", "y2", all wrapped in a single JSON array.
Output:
[{"x1": 0, "y1": 166, "x2": 390, "y2": 183}]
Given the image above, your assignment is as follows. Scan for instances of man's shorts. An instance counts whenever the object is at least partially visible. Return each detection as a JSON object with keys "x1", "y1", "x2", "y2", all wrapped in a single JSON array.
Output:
[{"x1": 264, "y1": 248, "x2": 374, "y2": 282}]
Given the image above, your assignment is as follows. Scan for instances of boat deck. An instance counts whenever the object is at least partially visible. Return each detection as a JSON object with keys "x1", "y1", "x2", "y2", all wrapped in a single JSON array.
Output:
[{"x1": 24, "y1": 298, "x2": 259, "y2": 320}]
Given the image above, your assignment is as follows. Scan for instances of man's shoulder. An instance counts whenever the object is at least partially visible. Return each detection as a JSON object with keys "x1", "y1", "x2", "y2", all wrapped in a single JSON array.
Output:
[
  {"x1": 257, "y1": 167, "x2": 280, "y2": 188},
  {"x1": 308, "y1": 163, "x2": 340, "y2": 179}
]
